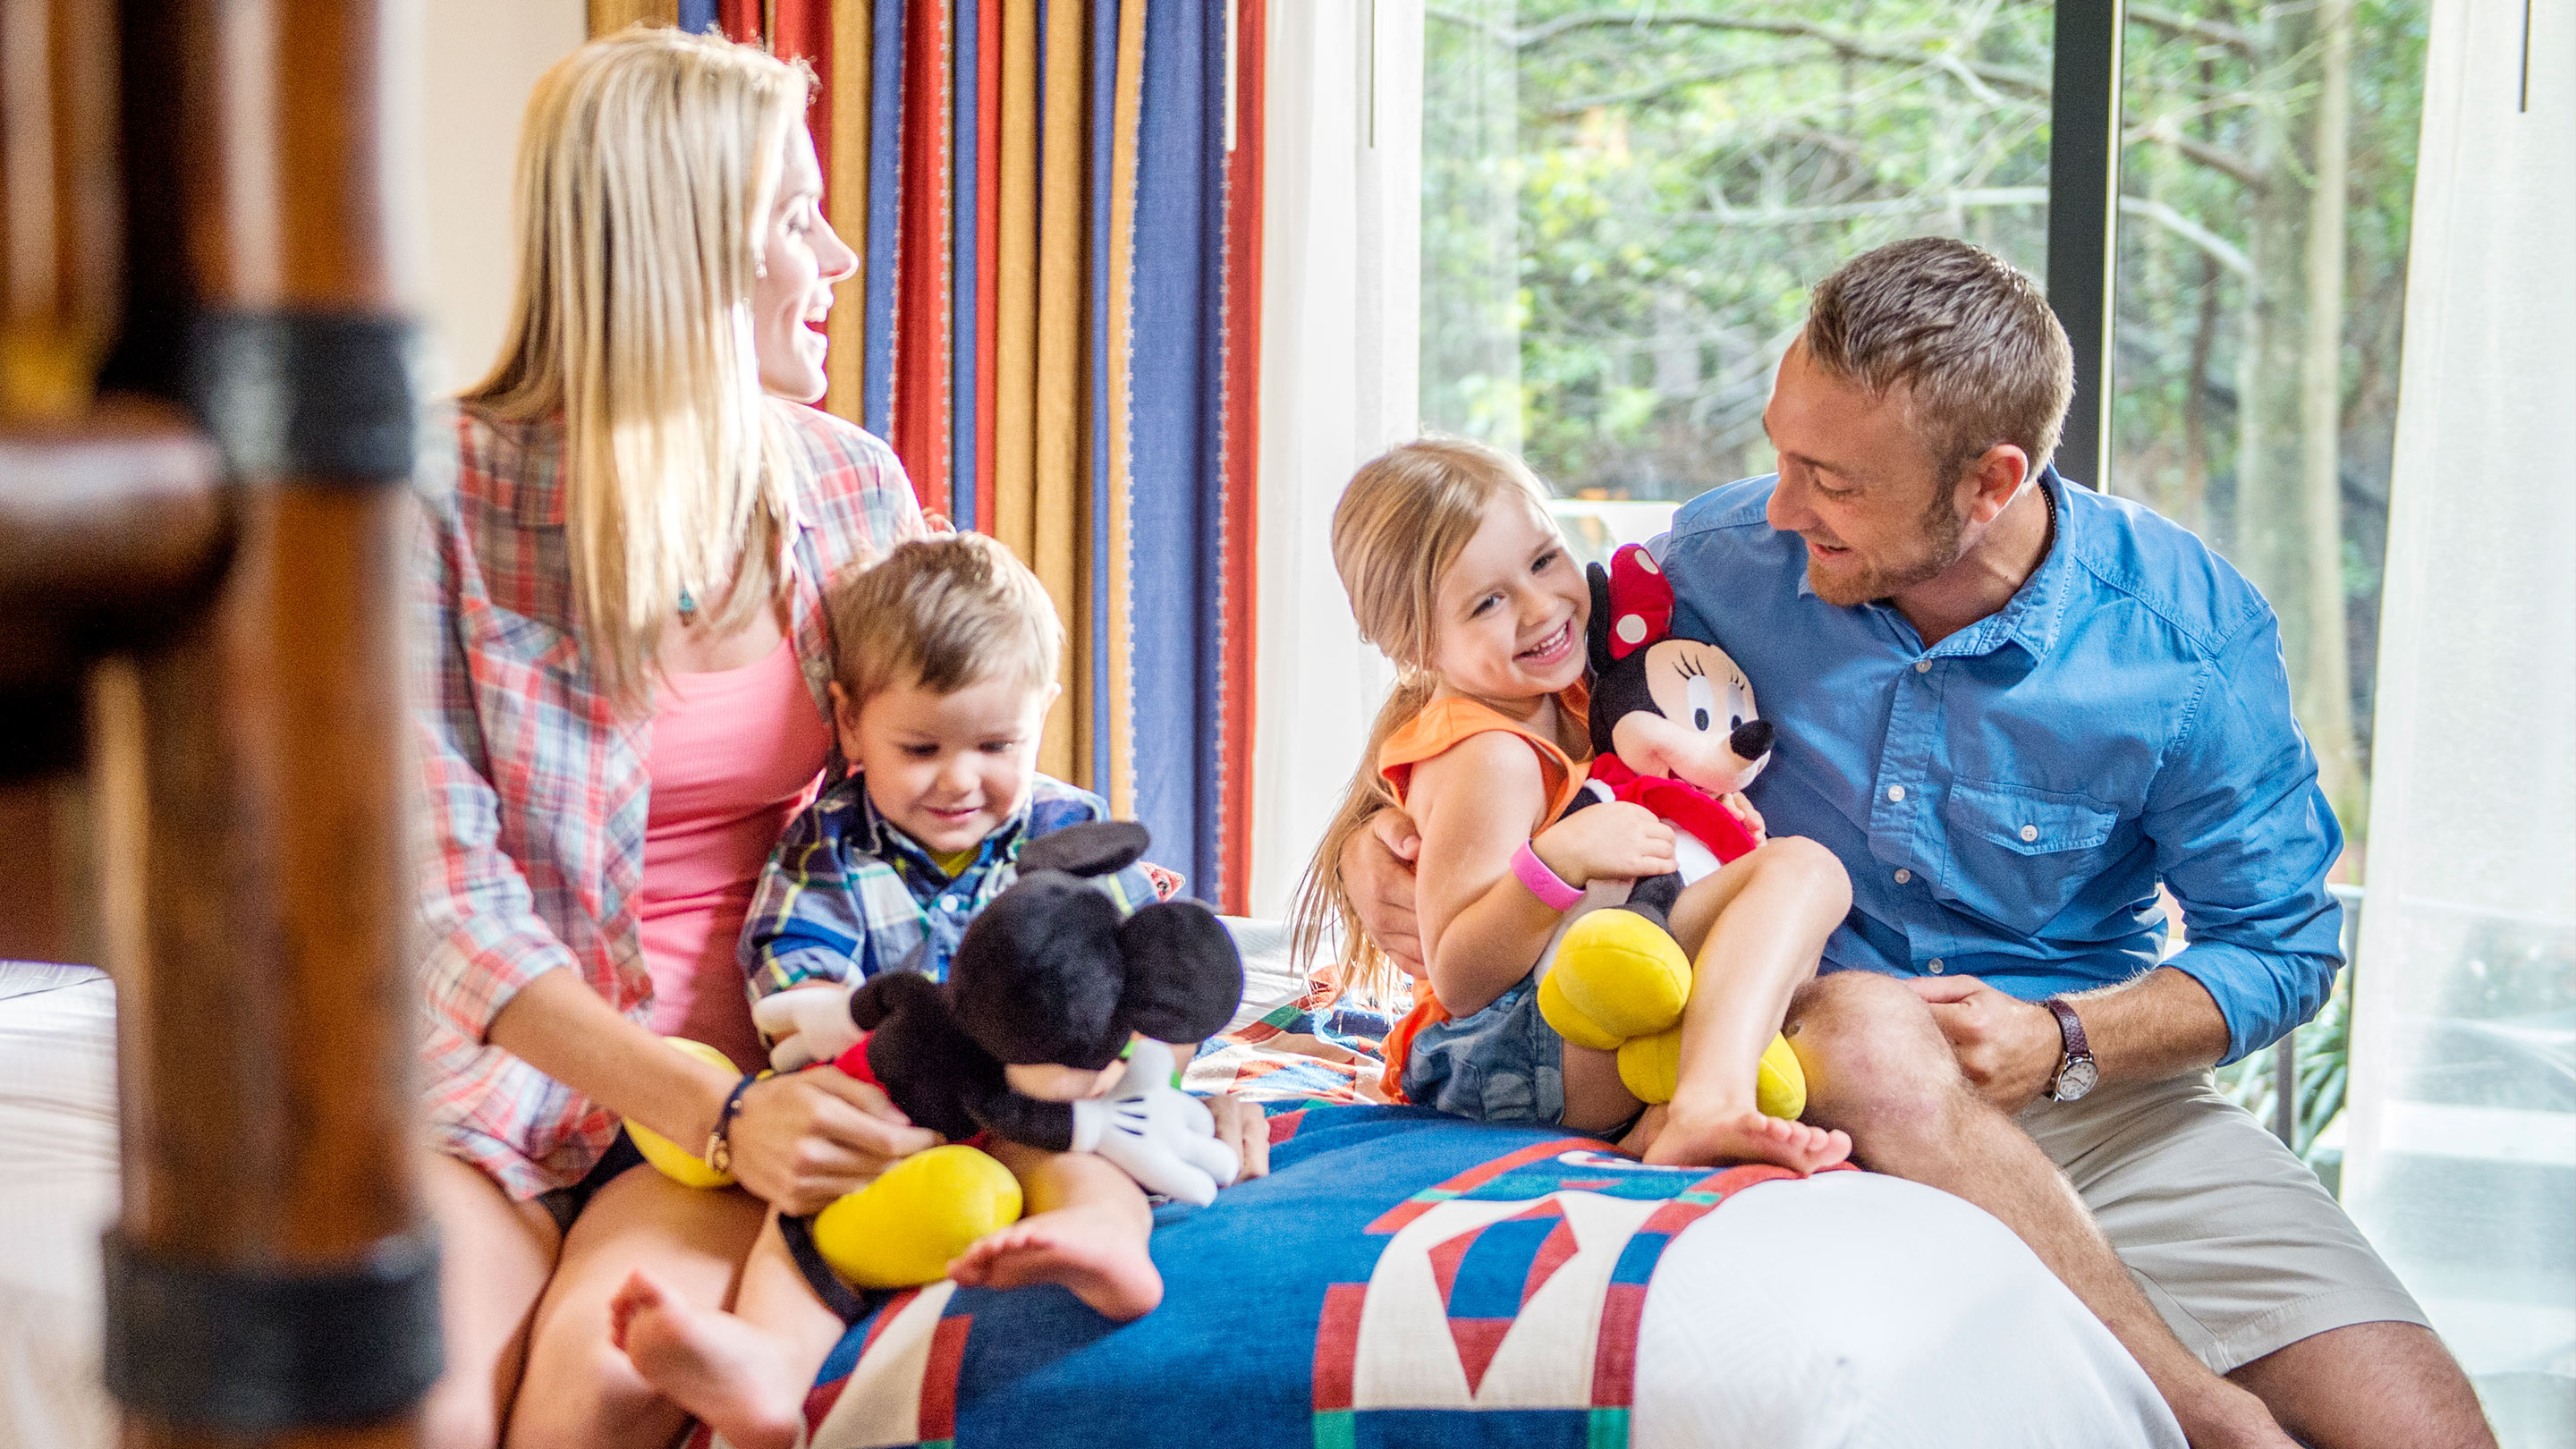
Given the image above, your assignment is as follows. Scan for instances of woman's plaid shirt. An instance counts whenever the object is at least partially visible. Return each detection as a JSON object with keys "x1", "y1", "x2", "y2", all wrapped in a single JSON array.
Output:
[{"x1": 412, "y1": 400, "x2": 923, "y2": 1199}]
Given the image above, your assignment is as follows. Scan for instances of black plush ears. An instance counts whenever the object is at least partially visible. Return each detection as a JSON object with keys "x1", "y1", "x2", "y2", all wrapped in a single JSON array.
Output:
[
  {"x1": 948, "y1": 876, "x2": 1131, "y2": 1069},
  {"x1": 1016, "y1": 820, "x2": 1150, "y2": 878},
  {"x1": 1114, "y1": 901, "x2": 1246, "y2": 1046},
  {"x1": 1586, "y1": 562, "x2": 1618, "y2": 675}
]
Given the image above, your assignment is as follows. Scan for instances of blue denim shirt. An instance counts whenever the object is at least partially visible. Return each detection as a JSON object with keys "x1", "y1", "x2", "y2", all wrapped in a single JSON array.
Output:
[{"x1": 1658, "y1": 468, "x2": 2343, "y2": 1063}]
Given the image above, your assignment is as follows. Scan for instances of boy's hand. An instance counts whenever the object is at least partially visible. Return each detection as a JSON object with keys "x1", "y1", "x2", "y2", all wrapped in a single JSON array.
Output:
[
  {"x1": 752, "y1": 981, "x2": 862, "y2": 1072},
  {"x1": 1534, "y1": 801, "x2": 1676, "y2": 886}
]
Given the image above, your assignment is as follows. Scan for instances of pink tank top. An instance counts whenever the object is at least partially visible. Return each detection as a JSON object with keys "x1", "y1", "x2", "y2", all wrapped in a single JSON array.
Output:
[{"x1": 640, "y1": 634, "x2": 833, "y2": 1071}]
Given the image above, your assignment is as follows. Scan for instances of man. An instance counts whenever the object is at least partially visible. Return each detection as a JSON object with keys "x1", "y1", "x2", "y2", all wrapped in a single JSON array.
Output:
[{"x1": 1343, "y1": 238, "x2": 2494, "y2": 1449}]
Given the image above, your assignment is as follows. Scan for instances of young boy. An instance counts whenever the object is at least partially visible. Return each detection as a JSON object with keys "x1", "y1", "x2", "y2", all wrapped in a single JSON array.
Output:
[{"x1": 611, "y1": 533, "x2": 1176, "y2": 1449}]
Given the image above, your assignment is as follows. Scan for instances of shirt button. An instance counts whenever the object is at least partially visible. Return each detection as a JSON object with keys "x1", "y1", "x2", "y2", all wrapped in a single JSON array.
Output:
[
  {"x1": 1915, "y1": 660, "x2": 1931, "y2": 674},
  {"x1": 1887, "y1": 784, "x2": 1906, "y2": 802},
  {"x1": 1928, "y1": 958, "x2": 1945, "y2": 974},
  {"x1": 2020, "y1": 824, "x2": 2039, "y2": 843},
  {"x1": 1894, "y1": 869, "x2": 1911, "y2": 885},
  {"x1": 938, "y1": 895, "x2": 959, "y2": 910}
]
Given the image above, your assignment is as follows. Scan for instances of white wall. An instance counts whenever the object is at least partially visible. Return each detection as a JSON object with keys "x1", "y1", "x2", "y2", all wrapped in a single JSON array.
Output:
[{"x1": 416, "y1": 1, "x2": 589, "y2": 395}]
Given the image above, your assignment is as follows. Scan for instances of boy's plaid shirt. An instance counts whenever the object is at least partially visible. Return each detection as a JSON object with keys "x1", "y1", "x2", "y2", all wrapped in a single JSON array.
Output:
[
  {"x1": 412, "y1": 400, "x2": 923, "y2": 1200},
  {"x1": 742, "y1": 772, "x2": 1159, "y2": 999}
]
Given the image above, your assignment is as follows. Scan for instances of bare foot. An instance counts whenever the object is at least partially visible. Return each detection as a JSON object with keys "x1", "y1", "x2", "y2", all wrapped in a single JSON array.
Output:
[
  {"x1": 946, "y1": 1204, "x2": 1164, "y2": 1320},
  {"x1": 1639, "y1": 1106, "x2": 1852, "y2": 1174},
  {"x1": 608, "y1": 1270, "x2": 810, "y2": 1449}
]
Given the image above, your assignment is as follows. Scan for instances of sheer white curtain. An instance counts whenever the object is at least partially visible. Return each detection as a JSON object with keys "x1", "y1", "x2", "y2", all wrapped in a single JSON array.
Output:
[
  {"x1": 2340, "y1": 2, "x2": 2575, "y2": 1444},
  {"x1": 1245, "y1": 0, "x2": 1424, "y2": 917}
]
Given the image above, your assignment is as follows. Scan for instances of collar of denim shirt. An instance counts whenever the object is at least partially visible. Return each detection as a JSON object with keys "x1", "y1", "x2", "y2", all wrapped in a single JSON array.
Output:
[{"x1": 1792, "y1": 462, "x2": 2076, "y2": 665}]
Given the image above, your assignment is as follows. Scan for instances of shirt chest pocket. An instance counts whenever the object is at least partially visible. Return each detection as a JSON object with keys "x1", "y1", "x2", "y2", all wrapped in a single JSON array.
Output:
[{"x1": 1938, "y1": 779, "x2": 2124, "y2": 934}]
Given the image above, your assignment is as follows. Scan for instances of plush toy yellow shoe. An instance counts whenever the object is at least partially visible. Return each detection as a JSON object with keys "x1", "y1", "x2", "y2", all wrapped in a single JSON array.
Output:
[
  {"x1": 1536, "y1": 908, "x2": 1692, "y2": 1051},
  {"x1": 810, "y1": 1143, "x2": 1025, "y2": 1289},
  {"x1": 626, "y1": 1038, "x2": 742, "y2": 1189},
  {"x1": 1615, "y1": 1028, "x2": 1806, "y2": 1121}
]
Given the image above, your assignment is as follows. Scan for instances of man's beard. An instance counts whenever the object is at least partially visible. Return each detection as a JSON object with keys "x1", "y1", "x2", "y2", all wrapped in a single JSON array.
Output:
[{"x1": 1804, "y1": 489, "x2": 1968, "y2": 607}]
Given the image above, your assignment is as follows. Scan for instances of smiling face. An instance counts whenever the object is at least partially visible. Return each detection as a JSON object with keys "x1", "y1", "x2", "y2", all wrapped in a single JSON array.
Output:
[
  {"x1": 1424, "y1": 496, "x2": 1590, "y2": 707},
  {"x1": 835, "y1": 672, "x2": 1057, "y2": 856},
  {"x1": 1606, "y1": 639, "x2": 1770, "y2": 792},
  {"x1": 750, "y1": 123, "x2": 860, "y2": 402},
  {"x1": 1760, "y1": 336, "x2": 1974, "y2": 608}
]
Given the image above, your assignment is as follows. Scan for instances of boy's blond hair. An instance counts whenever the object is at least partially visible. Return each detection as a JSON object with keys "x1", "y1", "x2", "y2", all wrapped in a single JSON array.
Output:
[{"x1": 827, "y1": 533, "x2": 1063, "y2": 706}]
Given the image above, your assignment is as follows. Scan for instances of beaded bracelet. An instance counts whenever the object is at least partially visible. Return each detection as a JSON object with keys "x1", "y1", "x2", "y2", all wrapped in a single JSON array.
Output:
[{"x1": 704, "y1": 1072, "x2": 760, "y2": 1176}]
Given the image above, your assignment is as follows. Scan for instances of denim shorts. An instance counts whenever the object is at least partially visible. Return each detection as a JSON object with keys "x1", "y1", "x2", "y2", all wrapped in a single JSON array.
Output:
[{"x1": 1400, "y1": 976, "x2": 1566, "y2": 1124}]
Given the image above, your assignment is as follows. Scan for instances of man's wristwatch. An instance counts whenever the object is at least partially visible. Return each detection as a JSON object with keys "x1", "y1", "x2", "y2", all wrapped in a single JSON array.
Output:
[{"x1": 2043, "y1": 997, "x2": 2097, "y2": 1103}]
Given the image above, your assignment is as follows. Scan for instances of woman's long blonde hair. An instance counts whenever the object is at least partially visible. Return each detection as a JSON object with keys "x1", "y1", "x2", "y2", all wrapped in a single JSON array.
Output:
[
  {"x1": 1288, "y1": 437, "x2": 1562, "y2": 1004},
  {"x1": 463, "y1": 27, "x2": 809, "y2": 711}
]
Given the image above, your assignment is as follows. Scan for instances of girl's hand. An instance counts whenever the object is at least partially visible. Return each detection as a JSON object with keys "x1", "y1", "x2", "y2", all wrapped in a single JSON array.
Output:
[
  {"x1": 1533, "y1": 801, "x2": 1676, "y2": 886},
  {"x1": 722, "y1": 1071, "x2": 941, "y2": 1216},
  {"x1": 1205, "y1": 1094, "x2": 1272, "y2": 1183},
  {"x1": 1722, "y1": 792, "x2": 1768, "y2": 847}
]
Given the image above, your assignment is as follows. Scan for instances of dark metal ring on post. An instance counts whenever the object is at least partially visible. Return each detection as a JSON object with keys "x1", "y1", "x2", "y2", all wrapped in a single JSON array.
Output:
[
  {"x1": 101, "y1": 1226, "x2": 444, "y2": 1430},
  {"x1": 182, "y1": 310, "x2": 424, "y2": 483}
]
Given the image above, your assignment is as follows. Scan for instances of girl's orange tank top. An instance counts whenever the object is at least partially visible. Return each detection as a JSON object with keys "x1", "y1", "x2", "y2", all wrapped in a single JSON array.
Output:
[{"x1": 1370, "y1": 682, "x2": 1589, "y2": 1101}]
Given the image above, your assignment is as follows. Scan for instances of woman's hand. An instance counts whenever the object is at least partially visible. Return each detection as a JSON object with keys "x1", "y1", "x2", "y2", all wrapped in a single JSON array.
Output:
[
  {"x1": 722, "y1": 1070, "x2": 941, "y2": 1216},
  {"x1": 1205, "y1": 1094, "x2": 1272, "y2": 1184},
  {"x1": 1534, "y1": 801, "x2": 1676, "y2": 886},
  {"x1": 1342, "y1": 809, "x2": 1426, "y2": 974}
]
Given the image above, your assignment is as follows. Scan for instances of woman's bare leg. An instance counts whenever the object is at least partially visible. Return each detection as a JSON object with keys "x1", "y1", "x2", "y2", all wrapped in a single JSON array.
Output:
[
  {"x1": 420, "y1": 1151, "x2": 560, "y2": 1449},
  {"x1": 1644, "y1": 835, "x2": 1854, "y2": 1172},
  {"x1": 611, "y1": 1212, "x2": 847, "y2": 1449},
  {"x1": 501, "y1": 1164, "x2": 766, "y2": 1449},
  {"x1": 946, "y1": 1142, "x2": 1161, "y2": 1319}
]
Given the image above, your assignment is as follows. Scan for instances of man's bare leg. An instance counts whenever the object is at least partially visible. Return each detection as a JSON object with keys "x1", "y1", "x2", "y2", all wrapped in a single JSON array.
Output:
[
  {"x1": 2228, "y1": 1321, "x2": 2496, "y2": 1449},
  {"x1": 1788, "y1": 970, "x2": 2291, "y2": 1449}
]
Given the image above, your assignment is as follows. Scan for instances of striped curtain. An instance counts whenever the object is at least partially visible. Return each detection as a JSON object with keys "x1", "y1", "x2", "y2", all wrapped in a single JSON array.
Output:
[{"x1": 682, "y1": 1, "x2": 1266, "y2": 913}]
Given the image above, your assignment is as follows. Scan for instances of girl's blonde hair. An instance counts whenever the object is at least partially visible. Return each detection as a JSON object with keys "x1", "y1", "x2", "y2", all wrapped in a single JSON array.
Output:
[
  {"x1": 463, "y1": 26, "x2": 811, "y2": 712},
  {"x1": 1289, "y1": 437, "x2": 1560, "y2": 1004}
]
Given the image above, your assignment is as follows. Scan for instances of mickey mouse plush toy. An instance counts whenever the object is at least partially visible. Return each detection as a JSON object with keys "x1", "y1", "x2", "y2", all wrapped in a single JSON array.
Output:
[
  {"x1": 1534, "y1": 542, "x2": 1807, "y2": 1118},
  {"x1": 764, "y1": 821, "x2": 1246, "y2": 1311}
]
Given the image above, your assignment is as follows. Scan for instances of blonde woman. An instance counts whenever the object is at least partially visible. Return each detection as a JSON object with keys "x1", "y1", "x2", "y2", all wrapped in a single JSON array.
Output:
[{"x1": 411, "y1": 30, "x2": 931, "y2": 1449}]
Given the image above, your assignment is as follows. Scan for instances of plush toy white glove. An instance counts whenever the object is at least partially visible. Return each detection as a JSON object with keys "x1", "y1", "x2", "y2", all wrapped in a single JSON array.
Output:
[
  {"x1": 750, "y1": 982, "x2": 864, "y2": 1072},
  {"x1": 1068, "y1": 1039, "x2": 1241, "y2": 1207}
]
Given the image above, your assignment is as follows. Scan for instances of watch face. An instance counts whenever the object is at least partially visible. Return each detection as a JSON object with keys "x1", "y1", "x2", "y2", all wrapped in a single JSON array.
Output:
[{"x1": 2054, "y1": 1056, "x2": 2099, "y2": 1102}]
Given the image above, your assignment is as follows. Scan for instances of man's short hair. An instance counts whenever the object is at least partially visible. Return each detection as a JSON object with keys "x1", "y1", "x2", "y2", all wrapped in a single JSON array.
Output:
[
  {"x1": 826, "y1": 532, "x2": 1063, "y2": 706},
  {"x1": 1802, "y1": 237, "x2": 2075, "y2": 487}
]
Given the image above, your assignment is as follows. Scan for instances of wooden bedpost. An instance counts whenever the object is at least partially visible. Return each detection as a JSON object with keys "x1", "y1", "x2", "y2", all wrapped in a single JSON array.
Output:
[{"x1": 1, "y1": 0, "x2": 438, "y2": 1444}]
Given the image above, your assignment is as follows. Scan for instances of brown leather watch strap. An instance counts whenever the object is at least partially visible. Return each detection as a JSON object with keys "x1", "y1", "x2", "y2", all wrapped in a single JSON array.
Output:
[{"x1": 2044, "y1": 996, "x2": 2090, "y2": 1061}]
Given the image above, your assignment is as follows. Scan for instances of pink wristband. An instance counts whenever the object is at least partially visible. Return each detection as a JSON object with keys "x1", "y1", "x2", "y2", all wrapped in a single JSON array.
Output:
[{"x1": 1511, "y1": 841, "x2": 1585, "y2": 910}]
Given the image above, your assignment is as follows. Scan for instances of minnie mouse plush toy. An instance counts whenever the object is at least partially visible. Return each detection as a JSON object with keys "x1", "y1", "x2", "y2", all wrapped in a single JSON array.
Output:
[{"x1": 1535, "y1": 543, "x2": 1806, "y2": 1119}]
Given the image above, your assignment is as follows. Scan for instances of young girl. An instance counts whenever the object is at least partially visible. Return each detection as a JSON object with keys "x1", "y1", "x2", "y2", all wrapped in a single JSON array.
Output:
[{"x1": 1295, "y1": 439, "x2": 1853, "y2": 1173}]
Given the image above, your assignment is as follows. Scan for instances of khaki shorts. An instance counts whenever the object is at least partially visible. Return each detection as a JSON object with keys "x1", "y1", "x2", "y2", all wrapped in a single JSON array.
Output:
[{"x1": 2017, "y1": 1071, "x2": 2428, "y2": 1374}]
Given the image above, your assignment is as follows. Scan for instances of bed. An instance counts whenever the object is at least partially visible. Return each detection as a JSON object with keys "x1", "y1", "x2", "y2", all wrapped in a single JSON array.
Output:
[{"x1": 2, "y1": 936, "x2": 2182, "y2": 1449}]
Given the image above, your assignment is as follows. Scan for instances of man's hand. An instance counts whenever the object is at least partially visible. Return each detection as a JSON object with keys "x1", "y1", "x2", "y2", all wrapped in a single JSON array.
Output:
[
  {"x1": 1342, "y1": 809, "x2": 1425, "y2": 975},
  {"x1": 1907, "y1": 976, "x2": 2063, "y2": 1113}
]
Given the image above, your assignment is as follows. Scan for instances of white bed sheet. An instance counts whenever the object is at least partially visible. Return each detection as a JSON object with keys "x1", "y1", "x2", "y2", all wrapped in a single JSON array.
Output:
[{"x1": 0, "y1": 937, "x2": 2183, "y2": 1449}]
